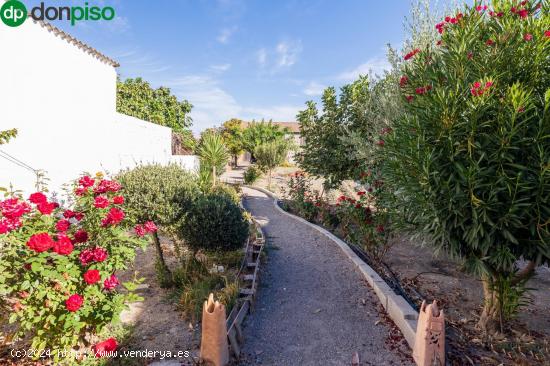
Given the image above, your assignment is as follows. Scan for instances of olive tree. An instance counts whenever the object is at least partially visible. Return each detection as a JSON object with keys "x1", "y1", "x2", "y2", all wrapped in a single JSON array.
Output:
[
  {"x1": 116, "y1": 165, "x2": 199, "y2": 285},
  {"x1": 254, "y1": 140, "x2": 290, "y2": 189}
]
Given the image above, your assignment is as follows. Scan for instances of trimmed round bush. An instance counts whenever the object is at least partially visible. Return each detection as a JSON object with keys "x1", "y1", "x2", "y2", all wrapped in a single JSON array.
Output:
[
  {"x1": 116, "y1": 164, "x2": 199, "y2": 228},
  {"x1": 209, "y1": 184, "x2": 241, "y2": 205},
  {"x1": 179, "y1": 194, "x2": 249, "y2": 252}
]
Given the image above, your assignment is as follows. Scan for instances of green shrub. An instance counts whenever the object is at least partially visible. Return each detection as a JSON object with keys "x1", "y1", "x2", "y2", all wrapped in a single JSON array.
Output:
[
  {"x1": 117, "y1": 164, "x2": 198, "y2": 227},
  {"x1": 209, "y1": 184, "x2": 241, "y2": 205},
  {"x1": 179, "y1": 195, "x2": 249, "y2": 252},
  {"x1": 243, "y1": 165, "x2": 262, "y2": 185}
]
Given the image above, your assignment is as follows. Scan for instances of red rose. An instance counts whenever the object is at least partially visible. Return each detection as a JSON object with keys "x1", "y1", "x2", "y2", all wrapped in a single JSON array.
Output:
[
  {"x1": 28, "y1": 192, "x2": 47, "y2": 204},
  {"x1": 74, "y1": 230, "x2": 89, "y2": 243},
  {"x1": 53, "y1": 235, "x2": 74, "y2": 255},
  {"x1": 94, "y1": 196, "x2": 110, "y2": 209},
  {"x1": 545, "y1": 30, "x2": 550, "y2": 38},
  {"x1": 103, "y1": 275, "x2": 119, "y2": 291},
  {"x1": 1, "y1": 198, "x2": 31, "y2": 220},
  {"x1": 144, "y1": 221, "x2": 157, "y2": 233},
  {"x1": 92, "y1": 338, "x2": 118, "y2": 358},
  {"x1": 357, "y1": 191, "x2": 366, "y2": 196},
  {"x1": 0, "y1": 220, "x2": 9, "y2": 234},
  {"x1": 27, "y1": 233, "x2": 54, "y2": 252},
  {"x1": 75, "y1": 212, "x2": 84, "y2": 221},
  {"x1": 37, "y1": 202, "x2": 57, "y2": 215},
  {"x1": 524, "y1": 33, "x2": 533, "y2": 41},
  {"x1": 93, "y1": 247, "x2": 108, "y2": 262},
  {"x1": 94, "y1": 180, "x2": 121, "y2": 194},
  {"x1": 63, "y1": 210, "x2": 76, "y2": 219},
  {"x1": 83, "y1": 269, "x2": 101, "y2": 285},
  {"x1": 399, "y1": 76, "x2": 408, "y2": 87},
  {"x1": 55, "y1": 219, "x2": 71, "y2": 232},
  {"x1": 79, "y1": 176, "x2": 95, "y2": 188},
  {"x1": 134, "y1": 224, "x2": 147, "y2": 237},
  {"x1": 101, "y1": 208, "x2": 125, "y2": 226},
  {"x1": 376, "y1": 225, "x2": 385, "y2": 233},
  {"x1": 79, "y1": 249, "x2": 94, "y2": 265},
  {"x1": 0, "y1": 217, "x2": 22, "y2": 234},
  {"x1": 75, "y1": 187, "x2": 89, "y2": 196},
  {"x1": 112, "y1": 196, "x2": 124, "y2": 205},
  {"x1": 65, "y1": 294, "x2": 83, "y2": 312}
]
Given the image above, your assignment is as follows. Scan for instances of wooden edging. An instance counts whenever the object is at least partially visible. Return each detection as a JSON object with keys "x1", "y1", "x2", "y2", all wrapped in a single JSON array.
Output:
[
  {"x1": 225, "y1": 211, "x2": 266, "y2": 359},
  {"x1": 244, "y1": 185, "x2": 419, "y2": 349}
]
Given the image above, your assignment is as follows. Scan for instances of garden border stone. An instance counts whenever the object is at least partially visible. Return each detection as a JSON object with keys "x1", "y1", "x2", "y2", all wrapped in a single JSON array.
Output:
[{"x1": 244, "y1": 185, "x2": 419, "y2": 349}]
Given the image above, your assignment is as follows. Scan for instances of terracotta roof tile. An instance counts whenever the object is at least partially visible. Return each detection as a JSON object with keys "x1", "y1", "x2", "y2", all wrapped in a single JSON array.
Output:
[{"x1": 29, "y1": 16, "x2": 119, "y2": 67}]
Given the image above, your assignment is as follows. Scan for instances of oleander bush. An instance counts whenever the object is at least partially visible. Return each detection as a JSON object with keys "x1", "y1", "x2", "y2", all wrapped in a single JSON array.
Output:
[
  {"x1": 0, "y1": 174, "x2": 152, "y2": 361},
  {"x1": 178, "y1": 194, "x2": 249, "y2": 252},
  {"x1": 384, "y1": 0, "x2": 550, "y2": 330}
]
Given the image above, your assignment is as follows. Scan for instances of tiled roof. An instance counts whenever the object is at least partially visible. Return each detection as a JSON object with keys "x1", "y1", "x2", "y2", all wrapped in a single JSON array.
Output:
[{"x1": 30, "y1": 17, "x2": 120, "y2": 67}]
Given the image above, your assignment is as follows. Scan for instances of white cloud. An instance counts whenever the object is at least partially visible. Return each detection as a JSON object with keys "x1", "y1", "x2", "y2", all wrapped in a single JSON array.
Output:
[
  {"x1": 338, "y1": 57, "x2": 391, "y2": 81},
  {"x1": 164, "y1": 75, "x2": 302, "y2": 133},
  {"x1": 210, "y1": 63, "x2": 231, "y2": 72},
  {"x1": 217, "y1": 27, "x2": 237, "y2": 44},
  {"x1": 256, "y1": 40, "x2": 302, "y2": 73},
  {"x1": 256, "y1": 48, "x2": 267, "y2": 67},
  {"x1": 242, "y1": 105, "x2": 301, "y2": 122},
  {"x1": 166, "y1": 76, "x2": 241, "y2": 133},
  {"x1": 276, "y1": 40, "x2": 302, "y2": 68},
  {"x1": 303, "y1": 81, "x2": 326, "y2": 96}
]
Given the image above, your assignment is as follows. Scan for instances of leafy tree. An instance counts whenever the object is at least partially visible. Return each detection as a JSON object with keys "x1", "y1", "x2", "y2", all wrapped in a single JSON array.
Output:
[
  {"x1": 241, "y1": 120, "x2": 288, "y2": 158},
  {"x1": 254, "y1": 140, "x2": 290, "y2": 188},
  {"x1": 116, "y1": 77, "x2": 193, "y2": 134},
  {"x1": 384, "y1": 0, "x2": 550, "y2": 331},
  {"x1": 0, "y1": 129, "x2": 17, "y2": 145},
  {"x1": 297, "y1": 77, "x2": 376, "y2": 190},
  {"x1": 221, "y1": 119, "x2": 245, "y2": 167},
  {"x1": 197, "y1": 132, "x2": 229, "y2": 187}
]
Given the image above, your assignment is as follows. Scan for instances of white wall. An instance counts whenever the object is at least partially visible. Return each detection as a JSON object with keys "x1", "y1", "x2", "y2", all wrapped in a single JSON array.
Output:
[{"x1": 0, "y1": 20, "x2": 198, "y2": 195}]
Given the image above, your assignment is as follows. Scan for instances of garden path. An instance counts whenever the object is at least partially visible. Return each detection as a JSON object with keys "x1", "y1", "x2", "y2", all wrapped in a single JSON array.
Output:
[{"x1": 239, "y1": 187, "x2": 412, "y2": 365}]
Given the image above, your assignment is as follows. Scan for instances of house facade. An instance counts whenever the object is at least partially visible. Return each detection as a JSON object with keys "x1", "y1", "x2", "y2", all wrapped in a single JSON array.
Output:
[{"x1": 0, "y1": 19, "x2": 198, "y2": 194}]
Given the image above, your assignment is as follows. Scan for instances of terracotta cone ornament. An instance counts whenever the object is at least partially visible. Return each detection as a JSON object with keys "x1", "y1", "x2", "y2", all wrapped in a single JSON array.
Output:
[
  {"x1": 200, "y1": 293, "x2": 230, "y2": 366},
  {"x1": 413, "y1": 300, "x2": 445, "y2": 366}
]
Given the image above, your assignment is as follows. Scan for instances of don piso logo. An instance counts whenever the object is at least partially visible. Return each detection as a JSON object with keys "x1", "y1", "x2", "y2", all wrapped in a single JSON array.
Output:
[{"x1": 1, "y1": 0, "x2": 116, "y2": 27}]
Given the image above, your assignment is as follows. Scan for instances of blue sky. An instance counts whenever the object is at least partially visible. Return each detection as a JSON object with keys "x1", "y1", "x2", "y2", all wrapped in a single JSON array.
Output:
[{"x1": 25, "y1": 0, "x2": 452, "y2": 133}]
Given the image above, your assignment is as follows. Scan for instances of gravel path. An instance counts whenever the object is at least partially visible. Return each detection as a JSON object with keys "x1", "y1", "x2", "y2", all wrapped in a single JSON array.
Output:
[{"x1": 239, "y1": 187, "x2": 412, "y2": 366}]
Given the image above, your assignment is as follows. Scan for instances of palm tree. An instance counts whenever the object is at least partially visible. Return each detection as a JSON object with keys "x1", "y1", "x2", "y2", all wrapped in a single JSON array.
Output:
[{"x1": 197, "y1": 132, "x2": 229, "y2": 187}]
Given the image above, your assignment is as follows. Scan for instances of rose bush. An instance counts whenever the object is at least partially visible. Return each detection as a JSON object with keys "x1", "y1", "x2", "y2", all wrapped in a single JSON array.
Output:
[
  {"x1": 283, "y1": 171, "x2": 321, "y2": 222},
  {"x1": 0, "y1": 174, "x2": 152, "y2": 361},
  {"x1": 336, "y1": 172, "x2": 392, "y2": 261}
]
